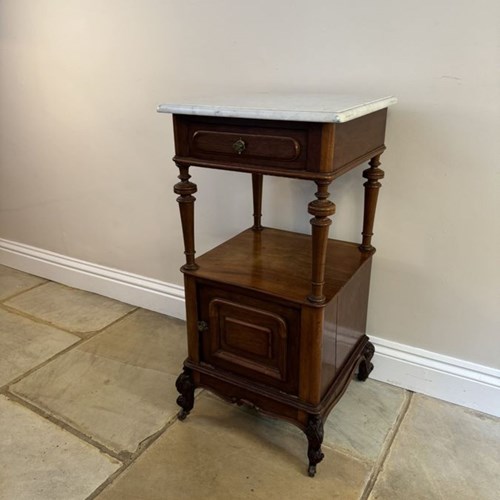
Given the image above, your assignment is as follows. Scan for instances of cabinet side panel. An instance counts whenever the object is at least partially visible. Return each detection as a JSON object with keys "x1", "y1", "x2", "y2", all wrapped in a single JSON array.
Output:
[
  {"x1": 332, "y1": 110, "x2": 387, "y2": 173},
  {"x1": 320, "y1": 296, "x2": 338, "y2": 396},
  {"x1": 336, "y1": 259, "x2": 373, "y2": 371}
]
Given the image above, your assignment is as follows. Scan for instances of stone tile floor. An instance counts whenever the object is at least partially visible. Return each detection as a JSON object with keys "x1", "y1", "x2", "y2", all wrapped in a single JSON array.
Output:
[{"x1": 0, "y1": 264, "x2": 499, "y2": 499}]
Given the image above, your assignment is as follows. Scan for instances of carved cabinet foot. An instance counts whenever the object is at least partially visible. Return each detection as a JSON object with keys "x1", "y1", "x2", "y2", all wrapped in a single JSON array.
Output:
[
  {"x1": 304, "y1": 414, "x2": 325, "y2": 477},
  {"x1": 175, "y1": 368, "x2": 195, "y2": 420},
  {"x1": 357, "y1": 341, "x2": 375, "y2": 381}
]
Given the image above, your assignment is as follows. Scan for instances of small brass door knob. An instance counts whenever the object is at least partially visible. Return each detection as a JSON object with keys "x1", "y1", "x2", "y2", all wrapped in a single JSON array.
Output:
[{"x1": 232, "y1": 138, "x2": 246, "y2": 154}]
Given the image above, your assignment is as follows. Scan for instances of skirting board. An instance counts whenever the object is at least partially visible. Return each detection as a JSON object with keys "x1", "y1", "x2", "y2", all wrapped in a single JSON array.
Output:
[
  {"x1": 369, "y1": 337, "x2": 500, "y2": 418},
  {"x1": 0, "y1": 238, "x2": 185, "y2": 319},
  {"x1": 1, "y1": 237, "x2": 499, "y2": 418}
]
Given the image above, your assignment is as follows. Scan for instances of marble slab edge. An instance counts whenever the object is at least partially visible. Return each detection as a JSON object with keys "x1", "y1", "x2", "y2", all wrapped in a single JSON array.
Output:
[{"x1": 157, "y1": 96, "x2": 397, "y2": 123}]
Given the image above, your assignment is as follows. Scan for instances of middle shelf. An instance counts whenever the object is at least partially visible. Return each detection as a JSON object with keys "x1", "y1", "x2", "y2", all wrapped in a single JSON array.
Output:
[{"x1": 183, "y1": 227, "x2": 374, "y2": 305}]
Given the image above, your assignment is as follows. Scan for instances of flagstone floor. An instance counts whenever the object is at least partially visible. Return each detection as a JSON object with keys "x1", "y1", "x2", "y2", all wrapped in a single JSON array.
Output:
[{"x1": 1, "y1": 264, "x2": 499, "y2": 500}]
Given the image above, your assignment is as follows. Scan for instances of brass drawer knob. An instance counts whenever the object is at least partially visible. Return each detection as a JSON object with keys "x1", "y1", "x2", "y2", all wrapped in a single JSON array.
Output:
[{"x1": 232, "y1": 138, "x2": 246, "y2": 155}]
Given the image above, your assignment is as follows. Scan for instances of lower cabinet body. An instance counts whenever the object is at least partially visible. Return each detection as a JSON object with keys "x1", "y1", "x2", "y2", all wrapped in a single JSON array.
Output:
[{"x1": 175, "y1": 255, "x2": 375, "y2": 477}]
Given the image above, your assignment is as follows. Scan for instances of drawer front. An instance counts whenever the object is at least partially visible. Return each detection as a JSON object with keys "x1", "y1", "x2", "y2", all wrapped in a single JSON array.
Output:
[
  {"x1": 198, "y1": 284, "x2": 300, "y2": 393},
  {"x1": 192, "y1": 130, "x2": 301, "y2": 162},
  {"x1": 186, "y1": 119, "x2": 310, "y2": 170}
]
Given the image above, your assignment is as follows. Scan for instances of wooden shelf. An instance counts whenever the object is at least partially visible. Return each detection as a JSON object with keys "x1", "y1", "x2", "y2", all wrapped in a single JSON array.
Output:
[{"x1": 184, "y1": 227, "x2": 374, "y2": 305}]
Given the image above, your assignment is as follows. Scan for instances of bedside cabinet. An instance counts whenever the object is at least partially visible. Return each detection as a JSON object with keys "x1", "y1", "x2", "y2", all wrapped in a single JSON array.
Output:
[{"x1": 158, "y1": 94, "x2": 396, "y2": 476}]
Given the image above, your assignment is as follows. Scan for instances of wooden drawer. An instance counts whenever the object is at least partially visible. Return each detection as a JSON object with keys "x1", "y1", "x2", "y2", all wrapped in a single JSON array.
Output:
[
  {"x1": 197, "y1": 284, "x2": 300, "y2": 394},
  {"x1": 174, "y1": 116, "x2": 313, "y2": 171},
  {"x1": 172, "y1": 111, "x2": 388, "y2": 179}
]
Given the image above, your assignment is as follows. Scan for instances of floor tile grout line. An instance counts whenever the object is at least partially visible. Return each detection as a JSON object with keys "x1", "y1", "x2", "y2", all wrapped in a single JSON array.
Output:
[
  {"x1": 0, "y1": 280, "x2": 49, "y2": 304},
  {"x1": 85, "y1": 391, "x2": 206, "y2": 500},
  {"x1": 4, "y1": 338, "x2": 205, "y2": 500},
  {"x1": 84, "y1": 419, "x2": 181, "y2": 500},
  {"x1": 0, "y1": 300, "x2": 139, "y2": 339},
  {"x1": 1, "y1": 277, "x2": 140, "y2": 338},
  {"x1": 0, "y1": 301, "x2": 77, "y2": 334},
  {"x1": 1, "y1": 272, "x2": 202, "y2": 496},
  {"x1": 73, "y1": 306, "x2": 141, "y2": 341},
  {"x1": 359, "y1": 390, "x2": 414, "y2": 500},
  {"x1": 0, "y1": 307, "x2": 140, "y2": 393},
  {"x1": 1, "y1": 274, "x2": 191, "y2": 495},
  {"x1": 3, "y1": 391, "x2": 127, "y2": 463}
]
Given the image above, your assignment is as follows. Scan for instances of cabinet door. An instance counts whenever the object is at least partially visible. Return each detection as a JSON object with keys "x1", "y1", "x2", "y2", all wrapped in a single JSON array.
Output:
[{"x1": 198, "y1": 285, "x2": 300, "y2": 394}]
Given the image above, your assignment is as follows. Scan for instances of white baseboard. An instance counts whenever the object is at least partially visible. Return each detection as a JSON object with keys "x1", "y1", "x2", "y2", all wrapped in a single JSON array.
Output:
[
  {"x1": 1, "y1": 237, "x2": 499, "y2": 418},
  {"x1": 370, "y1": 337, "x2": 500, "y2": 417},
  {"x1": 0, "y1": 238, "x2": 186, "y2": 319}
]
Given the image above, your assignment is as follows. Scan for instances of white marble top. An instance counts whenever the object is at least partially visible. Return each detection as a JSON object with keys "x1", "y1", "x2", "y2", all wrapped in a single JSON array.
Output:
[{"x1": 157, "y1": 93, "x2": 397, "y2": 123}]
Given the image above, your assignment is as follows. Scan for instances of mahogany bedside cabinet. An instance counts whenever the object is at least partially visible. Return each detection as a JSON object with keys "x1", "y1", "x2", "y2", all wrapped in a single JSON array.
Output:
[{"x1": 157, "y1": 94, "x2": 397, "y2": 476}]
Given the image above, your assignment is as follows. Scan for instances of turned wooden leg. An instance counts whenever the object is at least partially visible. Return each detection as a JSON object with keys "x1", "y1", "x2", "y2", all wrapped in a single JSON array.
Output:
[
  {"x1": 357, "y1": 341, "x2": 375, "y2": 381},
  {"x1": 304, "y1": 414, "x2": 325, "y2": 477},
  {"x1": 308, "y1": 180, "x2": 336, "y2": 304},
  {"x1": 174, "y1": 163, "x2": 198, "y2": 271},
  {"x1": 175, "y1": 367, "x2": 195, "y2": 420},
  {"x1": 252, "y1": 173, "x2": 263, "y2": 231},
  {"x1": 360, "y1": 155, "x2": 385, "y2": 252}
]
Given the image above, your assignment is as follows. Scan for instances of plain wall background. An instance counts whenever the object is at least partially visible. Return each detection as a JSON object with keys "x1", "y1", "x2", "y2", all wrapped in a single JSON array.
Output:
[{"x1": 1, "y1": 0, "x2": 499, "y2": 368}]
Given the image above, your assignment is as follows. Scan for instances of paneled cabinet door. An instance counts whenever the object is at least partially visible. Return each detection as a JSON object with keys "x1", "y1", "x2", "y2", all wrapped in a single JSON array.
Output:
[{"x1": 197, "y1": 284, "x2": 300, "y2": 394}]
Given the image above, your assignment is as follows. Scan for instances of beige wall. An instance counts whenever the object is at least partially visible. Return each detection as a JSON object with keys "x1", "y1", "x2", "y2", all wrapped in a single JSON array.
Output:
[{"x1": 1, "y1": 1, "x2": 499, "y2": 368}]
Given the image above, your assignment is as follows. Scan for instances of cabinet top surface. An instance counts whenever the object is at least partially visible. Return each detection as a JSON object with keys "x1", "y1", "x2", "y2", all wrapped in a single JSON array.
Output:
[
  {"x1": 185, "y1": 227, "x2": 373, "y2": 305},
  {"x1": 157, "y1": 93, "x2": 397, "y2": 123}
]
